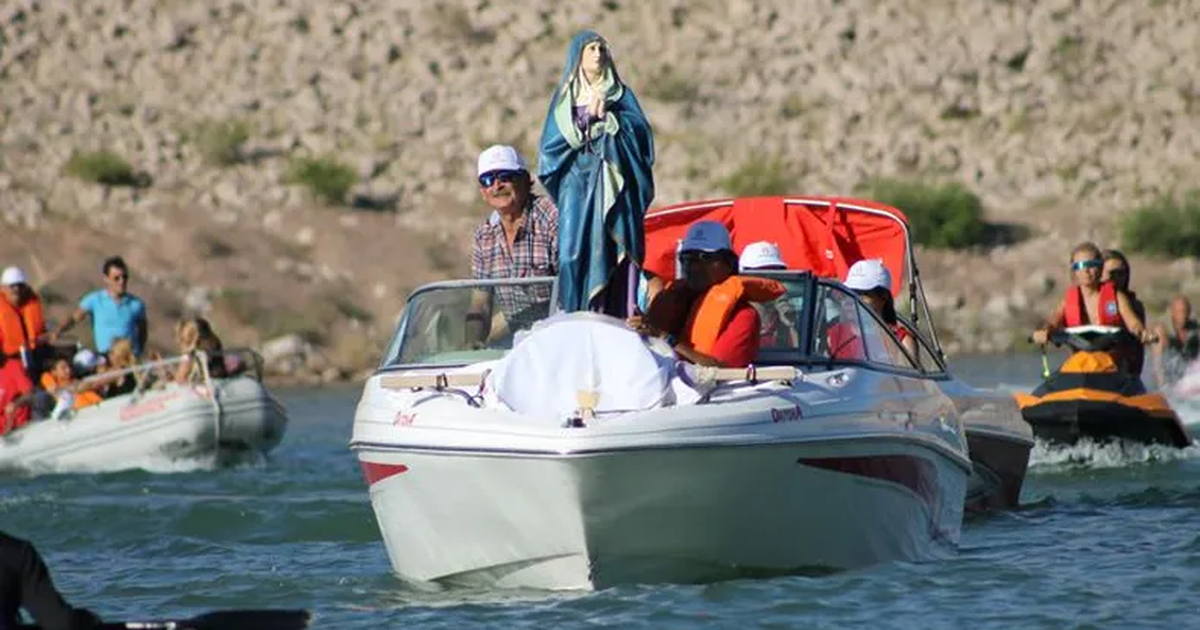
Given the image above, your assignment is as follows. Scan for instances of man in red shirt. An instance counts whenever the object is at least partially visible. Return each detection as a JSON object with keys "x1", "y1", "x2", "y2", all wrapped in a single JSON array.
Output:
[
  {"x1": 0, "y1": 353, "x2": 34, "y2": 434},
  {"x1": 665, "y1": 222, "x2": 784, "y2": 368}
]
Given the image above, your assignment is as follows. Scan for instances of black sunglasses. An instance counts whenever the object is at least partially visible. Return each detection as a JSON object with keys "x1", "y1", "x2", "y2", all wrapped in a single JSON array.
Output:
[
  {"x1": 681, "y1": 251, "x2": 728, "y2": 264},
  {"x1": 478, "y1": 170, "x2": 524, "y2": 188},
  {"x1": 853, "y1": 287, "x2": 889, "y2": 299}
]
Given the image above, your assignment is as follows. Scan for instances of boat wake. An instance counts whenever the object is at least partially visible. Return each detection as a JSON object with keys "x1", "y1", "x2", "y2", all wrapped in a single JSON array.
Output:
[
  {"x1": 1029, "y1": 437, "x2": 1200, "y2": 471},
  {"x1": 1, "y1": 450, "x2": 268, "y2": 477}
]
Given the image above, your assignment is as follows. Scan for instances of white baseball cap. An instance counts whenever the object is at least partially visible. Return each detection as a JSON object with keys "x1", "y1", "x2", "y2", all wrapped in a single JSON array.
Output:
[
  {"x1": 1, "y1": 266, "x2": 27, "y2": 286},
  {"x1": 844, "y1": 258, "x2": 892, "y2": 292},
  {"x1": 739, "y1": 242, "x2": 787, "y2": 271},
  {"x1": 679, "y1": 221, "x2": 733, "y2": 254},
  {"x1": 72, "y1": 348, "x2": 99, "y2": 371},
  {"x1": 477, "y1": 145, "x2": 527, "y2": 177}
]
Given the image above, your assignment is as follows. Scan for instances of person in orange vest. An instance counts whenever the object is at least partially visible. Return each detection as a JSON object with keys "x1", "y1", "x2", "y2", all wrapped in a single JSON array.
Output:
[
  {"x1": 1031, "y1": 242, "x2": 1152, "y2": 371},
  {"x1": 39, "y1": 353, "x2": 105, "y2": 416},
  {"x1": 635, "y1": 221, "x2": 785, "y2": 368},
  {"x1": 0, "y1": 266, "x2": 47, "y2": 379}
]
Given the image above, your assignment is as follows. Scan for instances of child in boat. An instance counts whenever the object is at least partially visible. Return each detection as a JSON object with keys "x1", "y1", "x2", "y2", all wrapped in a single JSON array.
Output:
[
  {"x1": 172, "y1": 317, "x2": 228, "y2": 383},
  {"x1": 39, "y1": 353, "x2": 104, "y2": 414},
  {"x1": 93, "y1": 338, "x2": 141, "y2": 398}
]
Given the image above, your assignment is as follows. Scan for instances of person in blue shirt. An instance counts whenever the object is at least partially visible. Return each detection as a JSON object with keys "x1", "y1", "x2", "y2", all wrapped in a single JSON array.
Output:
[{"x1": 48, "y1": 256, "x2": 148, "y2": 357}]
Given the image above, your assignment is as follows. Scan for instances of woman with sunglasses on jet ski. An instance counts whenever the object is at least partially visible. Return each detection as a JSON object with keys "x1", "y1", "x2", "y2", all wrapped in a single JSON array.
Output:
[{"x1": 1031, "y1": 242, "x2": 1153, "y2": 373}]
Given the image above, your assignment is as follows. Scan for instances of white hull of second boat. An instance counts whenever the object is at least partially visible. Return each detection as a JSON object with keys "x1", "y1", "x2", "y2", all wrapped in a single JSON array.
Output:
[
  {"x1": 357, "y1": 390, "x2": 968, "y2": 590},
  {"x1": 0, "y1": 377, "x2": 288, "y2": 473}
]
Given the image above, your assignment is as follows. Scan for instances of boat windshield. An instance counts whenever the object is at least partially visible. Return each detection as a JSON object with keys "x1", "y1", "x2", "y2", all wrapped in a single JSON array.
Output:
[
  {"x1": 383, "y1": 272, "x2": 928, "y2": 373},
  {"x1": 746, "y1": 271, "x2": 923, "y2": 372},
  {"x1": 381, "y1": 277, "x2": 556, "y2": 368},
  {"x1": 742, "y1": 271, "x2": 812, "y2": 365}
]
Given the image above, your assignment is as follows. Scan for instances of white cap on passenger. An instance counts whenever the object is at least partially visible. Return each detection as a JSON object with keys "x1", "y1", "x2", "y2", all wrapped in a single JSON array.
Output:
[
  {"x1": 476, "y1": 145, "x2": 527, "y2": 176},
  {"x1": 72, "y1": 349, "x2": 99, "y2": 371},
  {"x1": 1, "y1": 266, "x2": 27, "y2": 286},
  {"x1": 679, "y1": 221, "x2": 733, "y2": 253},
  {"x1": 739, "y1": 242, "x2": 787, "y2": 271},
  {"x1": 844, "y1": 258, "x2": 892, "y2": 292}
]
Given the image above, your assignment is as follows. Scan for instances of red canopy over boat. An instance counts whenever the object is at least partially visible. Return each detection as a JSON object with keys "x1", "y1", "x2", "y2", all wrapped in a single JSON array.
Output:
[{"x1": 643, "y1": 196, "x2": 912, "y2": 298}]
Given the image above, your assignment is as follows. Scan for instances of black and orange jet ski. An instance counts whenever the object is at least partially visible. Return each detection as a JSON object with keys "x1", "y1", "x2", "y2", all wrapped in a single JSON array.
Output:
[{"x1": 1014, "y1": 326, "x2": 1192, "y2": 447}]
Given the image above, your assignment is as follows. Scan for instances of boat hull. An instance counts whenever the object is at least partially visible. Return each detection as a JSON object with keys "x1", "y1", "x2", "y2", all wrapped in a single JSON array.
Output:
[
  {"x1": 964, "y1": 429, "x2": 1033, "y2": 511},
  {"x1": 0, "y1": 377, "x2": 288, "y2": 473},
  {"x1": 936, "y1": 379, "x2": 1033, "y2": 512},
  {"x1": 359, "y1": 437, "x2": 966, "y2": 590}
]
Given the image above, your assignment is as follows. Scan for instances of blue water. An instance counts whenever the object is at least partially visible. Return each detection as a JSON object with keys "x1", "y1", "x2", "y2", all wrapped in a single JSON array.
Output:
[{"x1": 3, "y1": 355, "x2": 1199, "y2": 629}]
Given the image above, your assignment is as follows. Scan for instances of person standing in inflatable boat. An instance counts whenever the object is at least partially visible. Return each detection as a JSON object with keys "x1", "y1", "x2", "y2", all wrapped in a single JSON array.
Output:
[
  {"x1": 633, "y1": 221, "x2": 785, "y2": 368},
  {"x1": 1031, "y1": 242, "x2": 1153, "y2": 372}
]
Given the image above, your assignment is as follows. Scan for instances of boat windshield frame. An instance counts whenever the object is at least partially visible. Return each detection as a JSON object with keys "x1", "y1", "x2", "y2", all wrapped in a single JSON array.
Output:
[
  {"x1": 740, "y1": 270, "x2": 947, "y2": 378},
  {"x1": 381, "y1": 276, "x2": 559, "y2": 370}
]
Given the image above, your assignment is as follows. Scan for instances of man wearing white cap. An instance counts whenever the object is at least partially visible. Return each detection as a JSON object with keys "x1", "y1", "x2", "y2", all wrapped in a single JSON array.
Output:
[
  {"x1": 0, "y1": 266, "x2": 47, "y2": 379},
  {"x1": 0, "y1": 267, "x2": 38, "y2": 433},
  {"x1": 841, "y1": 258, "x2": 918, "y2": 360},
  {"x1": 738, "y1": 241, "x2": 788, "y2": 272},
  {"x1": 467, "y1": 145, "x2": 560, "y2": 344},
  {"x1": 737, "y1": 242, "x2": 798, "y2": 348}
]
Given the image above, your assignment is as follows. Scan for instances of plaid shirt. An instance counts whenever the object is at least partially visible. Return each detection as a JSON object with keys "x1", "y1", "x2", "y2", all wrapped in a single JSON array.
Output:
[{"x1": 470, "y1": 194, "x2": 559, "y2": 329}]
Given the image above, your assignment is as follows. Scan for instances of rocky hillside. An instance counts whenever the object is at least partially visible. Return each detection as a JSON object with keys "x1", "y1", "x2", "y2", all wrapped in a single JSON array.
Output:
[{"x1": 2, "y1": 0, "x2": 1200, "y2": 377}]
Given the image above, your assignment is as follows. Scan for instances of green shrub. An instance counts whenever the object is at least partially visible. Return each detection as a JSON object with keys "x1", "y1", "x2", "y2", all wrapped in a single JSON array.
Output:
[
  {"x1": 64, "y1": 151, "x2": 138, "y2": 186},
  {"x1": 196, "y1": 119, "x2": 250, "y2": 166},
  {"x1": 1121, "y1": 189, "x2": 1200, "y2": 258},
  {"x1": 718, "y1": 157, "x2": 796, "y2": 197},
  {"x1": 285, "y1": 156, "x2": 357, "y2": 205},
  {"x1": 856, "y1": 178, "x2": 987, "y2": 249}
]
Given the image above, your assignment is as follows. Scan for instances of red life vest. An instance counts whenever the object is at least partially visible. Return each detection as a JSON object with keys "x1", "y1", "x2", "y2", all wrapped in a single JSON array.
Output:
[{"x1": 1063, "y1": 282, "x2": 1122, "y2": 327}]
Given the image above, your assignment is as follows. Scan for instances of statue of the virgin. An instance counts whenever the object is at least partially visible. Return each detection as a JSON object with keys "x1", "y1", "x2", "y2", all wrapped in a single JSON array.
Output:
[{"x1": 537, "y1": 31, "x2": 655, "y2": 317}]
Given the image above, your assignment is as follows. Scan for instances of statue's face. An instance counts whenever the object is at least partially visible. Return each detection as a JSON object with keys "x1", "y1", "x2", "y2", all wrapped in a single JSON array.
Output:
[{"x1": 580, "y1": 40, "x2": 607, "y2": 78}]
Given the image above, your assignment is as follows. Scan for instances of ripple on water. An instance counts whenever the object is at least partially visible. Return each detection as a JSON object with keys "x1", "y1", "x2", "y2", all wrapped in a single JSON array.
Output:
[{"x1": 6, "y1": 384, "x2": 1200, "y2": 629}]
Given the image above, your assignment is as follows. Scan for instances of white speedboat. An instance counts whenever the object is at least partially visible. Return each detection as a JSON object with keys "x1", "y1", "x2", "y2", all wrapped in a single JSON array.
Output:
[
  {"x1": 0, "y1": 350, "x2": 288, "y2": 474},
  {"x1": 353, "y1": 267, "x2": 973, "y2": 590}
]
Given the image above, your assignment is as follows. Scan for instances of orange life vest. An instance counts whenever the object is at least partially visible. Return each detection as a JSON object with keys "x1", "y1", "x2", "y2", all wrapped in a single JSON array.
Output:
[
  {"x1": 39, "y1": 371, "x2": 104, "y2": 409},
  {"x1": 682, "y1": 276, "x2": 786, "y2": 355},
  {"x1": 0, "y1": 293, "x2": 45, "y2": 356},
  {"x1": 1063, "y1": 281, "x2": 1122, "y2": 327}
]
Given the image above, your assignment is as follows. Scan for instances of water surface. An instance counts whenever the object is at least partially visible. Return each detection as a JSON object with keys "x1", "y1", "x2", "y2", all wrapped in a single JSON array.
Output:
[{"x1": 3, "y1": 355, "x2": 1198, "y2": 629}]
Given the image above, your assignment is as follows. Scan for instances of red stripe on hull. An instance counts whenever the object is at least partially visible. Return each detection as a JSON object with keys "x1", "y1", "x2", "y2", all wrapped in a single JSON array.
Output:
[
  {"x1": 797, "y1": 455, "x2": 938, "y2": 508},
  {"x1": 361, "y1": 462, "x2": 409, "y2": 485}
]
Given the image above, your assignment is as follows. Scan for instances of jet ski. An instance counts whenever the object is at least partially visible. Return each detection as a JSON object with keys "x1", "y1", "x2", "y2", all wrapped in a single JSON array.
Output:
[{"x1": 1014, "y1": 326, "x2": 1192, "y2": 447}]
